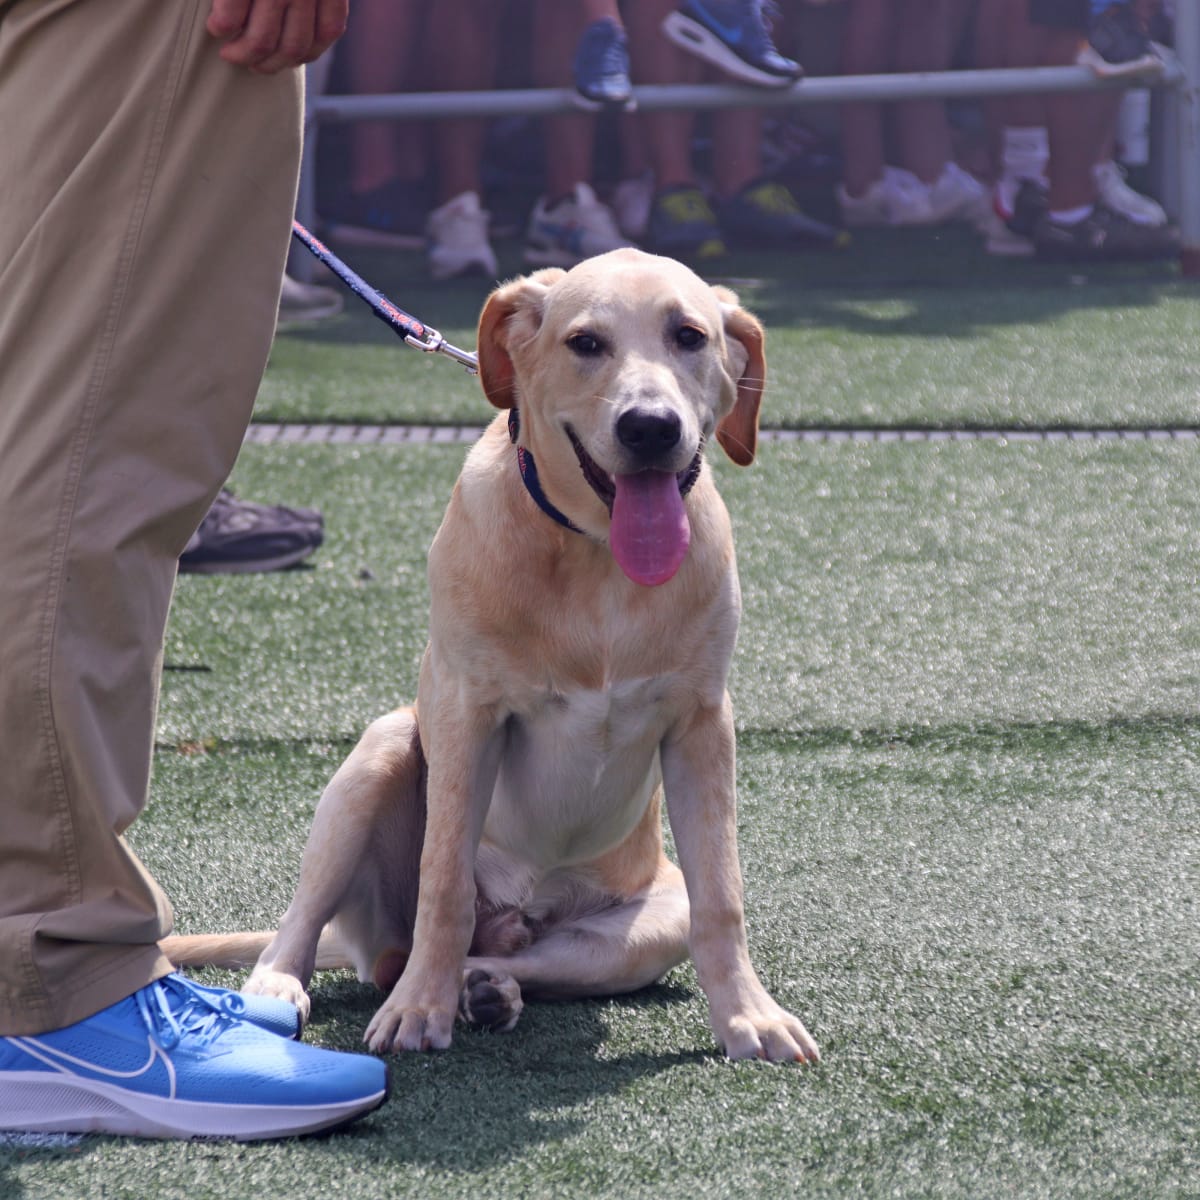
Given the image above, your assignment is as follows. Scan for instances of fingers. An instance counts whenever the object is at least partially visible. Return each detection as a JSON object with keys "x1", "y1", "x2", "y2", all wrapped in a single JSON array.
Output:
[{"x1": 207, "y1": 0, "x2": 348, "y2": 74}]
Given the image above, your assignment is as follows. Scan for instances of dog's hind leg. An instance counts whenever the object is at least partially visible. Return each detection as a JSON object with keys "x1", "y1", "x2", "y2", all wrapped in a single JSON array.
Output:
[
  {"x1": 458, "y1": 858, "x2": 691, "y2": 1032},
  {"x1": 243, "y1": 708, "x2": 426, "y2": 1023}
]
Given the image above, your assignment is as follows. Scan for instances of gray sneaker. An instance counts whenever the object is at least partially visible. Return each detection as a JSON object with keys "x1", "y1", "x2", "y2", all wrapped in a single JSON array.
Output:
[{"x1": 179, "y1": 490, "x2": 324, "y2": 575}]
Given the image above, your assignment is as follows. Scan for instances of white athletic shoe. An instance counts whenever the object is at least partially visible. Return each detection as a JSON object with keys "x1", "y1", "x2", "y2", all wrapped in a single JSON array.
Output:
[
  {"x1": 426, "y1": 191, "x2": 498, "y2": 281},
  {"x1": 524, "y1": 182, "x2": 632, "y2": 267},
  {"x1": 1092, "y1": 159, "x2": 1167, "y2": 227},
  {"x1": 978, "y1": 207, "x2": 1035, "y2": 258},
  {"x1": 276, "y1": 274, "x2": 343, "y2": 330},
  {"x1": 926, "y1": 162, "x2": 990, "y2": 226},
  {"x1": 612, "y1": 170, "x2": 655, "y2": 240},
  {"x1": 837, "y1": 166, "x2": 934, "y2": 227}
]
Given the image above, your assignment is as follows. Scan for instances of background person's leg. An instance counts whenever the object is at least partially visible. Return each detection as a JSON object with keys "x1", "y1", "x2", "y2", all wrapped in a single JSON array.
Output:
[{"x1": 0, "y1": 0, "x2": 302, "y2": 1035}]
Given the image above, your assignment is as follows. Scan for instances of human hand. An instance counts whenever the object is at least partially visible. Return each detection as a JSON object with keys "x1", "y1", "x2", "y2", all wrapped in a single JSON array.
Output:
[{"x1": 207, "y1": 0, "x2": 348, "y2": 74}]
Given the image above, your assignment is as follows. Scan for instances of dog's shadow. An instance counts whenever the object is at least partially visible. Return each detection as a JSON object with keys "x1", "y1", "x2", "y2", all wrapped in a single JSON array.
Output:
[{"x1": 305, "y1": 972, "x2": 714, "y2": 1168}]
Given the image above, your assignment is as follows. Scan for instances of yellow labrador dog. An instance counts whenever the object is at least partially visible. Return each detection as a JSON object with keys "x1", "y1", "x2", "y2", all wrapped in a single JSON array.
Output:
[{"x1": 165, "y1": 248, "x2": 818, "y2": 1064}]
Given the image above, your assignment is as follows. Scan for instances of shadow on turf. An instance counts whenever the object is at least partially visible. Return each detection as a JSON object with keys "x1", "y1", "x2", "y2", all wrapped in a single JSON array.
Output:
[
  {"x1": 292, "y1": 973, "x2": 728, "y2": 1170},
  {"x1": 281, "y1": 226, "x2": 1186, "y2": 355},
  {"x1": 0, "y1": 976, "x2": 714, "y2": 1176}
]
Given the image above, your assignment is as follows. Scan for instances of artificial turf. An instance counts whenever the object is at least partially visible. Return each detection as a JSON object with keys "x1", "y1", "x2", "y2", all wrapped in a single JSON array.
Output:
[
  {"x1": 260, "y1": 226, "x2": 1198, "y2": 429},
  {"x1": 3, "y1": 237, "x2": 1198, "y2": 1200}
]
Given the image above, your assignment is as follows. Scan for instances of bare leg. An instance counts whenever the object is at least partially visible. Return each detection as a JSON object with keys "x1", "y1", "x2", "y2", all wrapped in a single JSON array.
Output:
[
  {"x1": 425, "y1": 0, "x2": 501, "y2": 203},
  {"x1": 892, "y1": 0, "x2": 960, "y2": 184},
  {"x1": 839, "y1": 0, "x2": 890, "y2": 198},
  {"x1": 535, "y1": 0, "x2": 596, "y2": 201},
  {"x1": 343, "y1": 0, "x2": 426, "y2": 195},
  {"x1": 625, "y1": 0, "x2": 700, "y2": 190}
]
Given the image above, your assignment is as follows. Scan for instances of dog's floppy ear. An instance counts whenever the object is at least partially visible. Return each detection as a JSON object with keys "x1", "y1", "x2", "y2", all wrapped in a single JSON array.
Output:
[
  {"x1": 711, "y1": 285, "x2": 766, "y2": 467},
  {"x1": 476, "y1": 268, "x2": 568, "y2": 409}
]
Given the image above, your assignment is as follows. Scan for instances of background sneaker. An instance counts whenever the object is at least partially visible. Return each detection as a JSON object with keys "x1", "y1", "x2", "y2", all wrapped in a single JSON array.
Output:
[
  {"x1": 613, "y1": 170, "x2": 656, "y2": 240},
  {"x1": 719, "y1": 179, "x2": 849, "y2": 249},
  {"x1": 573, "y1": 17, "x2": 635, "y2": 110},
  {"x1": 925, "y1": 162, "x2": 990, "y2": 225},
  {"x1": 978, "y1": 208, "x2": 1035, "y2": 257},
  {"x1": 646, "y1": 185, "x2": 727, "y2": 258},
  {"x1": 524, "y1": 182, "x2": 632, "y2": 267},
  {"x1": 0, "y1": 974, "x2": 387, "y2": 1141},
  {"x1": 276, "y1": 274, "x2": 343, "y2": 331},
  {"x1": 837, "y1": 167, "x2": 934, "y2": 227},
  {"x1": 662, "y1": 1, "x2": 801, "y2": 88},
  {"x1": 1000, "y1": 176, "x2": 1050, "y2": 237},
  {"x1": 179, "y1": 489, "x2": 324, "y2": 575},
  {"x1": 1033, "y1": 204, "x2": 1179, "y2": 261},
  {"x1": 426, "y1": 191, "x2": 498, "y2": 281},
  {"x1": 1078, "y1": 2, "x2": 1163, "y2": 77},
  {"x1": 322, "y1": 178, "x2": 431, "y2": 250},
  {"x1": 1092, "y1": 158, "x2": 1167, "y2": 225}
]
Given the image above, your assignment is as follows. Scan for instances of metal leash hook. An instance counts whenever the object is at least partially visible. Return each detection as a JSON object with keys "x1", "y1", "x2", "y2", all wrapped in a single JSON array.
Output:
[
  {"x1": 291, "y1": 220, "x2": 480, "y2": 375},
  {"x1": 403, "y1": 326, "x2": 480, "y2": 373}
]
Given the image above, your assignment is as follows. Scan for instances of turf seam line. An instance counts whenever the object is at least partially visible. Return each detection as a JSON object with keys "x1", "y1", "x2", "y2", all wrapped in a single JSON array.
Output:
[{"x1": 245, "y1": 423, "x2": 1200, "y2": 445}]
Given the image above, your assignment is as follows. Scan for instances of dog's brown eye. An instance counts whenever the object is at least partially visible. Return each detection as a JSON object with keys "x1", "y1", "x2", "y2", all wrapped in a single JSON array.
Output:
[
  {"x1": 567, "y1": 332, "x2": 604, "y2": 357},
  {"x1": 676, "y1": 326, "x2": 706, "y2": 351}
]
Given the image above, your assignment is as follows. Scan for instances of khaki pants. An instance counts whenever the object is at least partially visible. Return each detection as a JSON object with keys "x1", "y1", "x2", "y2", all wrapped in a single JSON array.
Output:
[{"x1": 0, "y1": 0, "x2": 303, "y2": 1034}]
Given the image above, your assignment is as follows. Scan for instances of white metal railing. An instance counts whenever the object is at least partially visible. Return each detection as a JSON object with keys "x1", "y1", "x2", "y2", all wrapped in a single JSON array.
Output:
[{"x1": 296, "y1": 25, "x2": 1200, "y2": 278}]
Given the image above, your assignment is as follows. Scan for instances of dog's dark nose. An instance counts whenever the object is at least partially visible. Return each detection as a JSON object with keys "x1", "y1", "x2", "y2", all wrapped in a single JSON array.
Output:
[{"x1": 616, "y1": 408, "x2": 682, "y2": 463}]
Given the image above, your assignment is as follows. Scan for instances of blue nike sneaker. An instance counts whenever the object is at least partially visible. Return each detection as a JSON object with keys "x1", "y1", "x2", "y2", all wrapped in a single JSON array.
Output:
[
  {"x1": 662, "y1": 1, "x2": 801, "y2": 88},
  {"x1": 0, "y1": 974, "x2": 387, "y2": 1140},
  {"x1": 572, "y1": 17, "x2": 635, "y2": 111}
]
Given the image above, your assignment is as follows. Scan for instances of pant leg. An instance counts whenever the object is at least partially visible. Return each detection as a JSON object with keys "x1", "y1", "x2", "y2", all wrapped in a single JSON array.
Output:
[{"x1": 0, "y1": 0, "x2": 303, "y2": 1035}]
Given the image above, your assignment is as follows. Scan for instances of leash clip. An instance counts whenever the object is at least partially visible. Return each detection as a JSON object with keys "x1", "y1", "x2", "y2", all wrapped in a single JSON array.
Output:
[{"x1": 404, "y1": 326, "x2": 479, "y2": 375}]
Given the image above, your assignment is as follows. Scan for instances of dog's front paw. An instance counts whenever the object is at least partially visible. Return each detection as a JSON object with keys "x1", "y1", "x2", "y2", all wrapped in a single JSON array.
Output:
[
  {"x1": 243, "y1": 966, "x2": 312, "y2": 1026},
  {"x1": 458, "y1": 967, "x2": 523, "y2": 1032},
  {"x1": 712, "y1": 996, "x2": 820, "y2": 1064},
  {"x1": 364, "y1": 984, "x2": 458, "y2": 1054}
]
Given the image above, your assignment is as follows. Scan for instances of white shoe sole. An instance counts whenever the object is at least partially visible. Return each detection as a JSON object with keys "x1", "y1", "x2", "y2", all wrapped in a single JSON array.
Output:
[
  {"x1": 523, "y1": 244, "x2": 585, "y2": 268},
  {"x1": 0, "y1": 1073, "x2": 387, "y2": 1141},
  {"x1": 661, "y1": 11, "x2": 798, "y2": 88},
  {"x1": 428, "y1": 254, "x2": 497, "y2": 282},
  {"x1": 322, "y1": 222, "x2": 426, "y2": 251}
]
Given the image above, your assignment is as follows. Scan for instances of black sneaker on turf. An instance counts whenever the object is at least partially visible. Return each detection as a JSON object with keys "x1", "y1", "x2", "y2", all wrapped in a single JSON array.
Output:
[
  {"x1": 646, "y1": 185, "x2": 727, "y2": 259},
  {"x1": 573, "y1": 17, "x2": 635, "y2": 111},
  {"x1": 662, "y1": 1, "x2": 801, "y2": 88},
  {"x1": 1006, "y1": 177, "x2": 1049, "y2": 238},
  {"x1": 1033, "y1": 204, "x2": 1179, "y2": 262},
  {"x1": 179, "y1": 490, "x2": 324, "y2": 575},
  {"x1": 718, "y1": 179, "x2": 850, "y2": 250}
]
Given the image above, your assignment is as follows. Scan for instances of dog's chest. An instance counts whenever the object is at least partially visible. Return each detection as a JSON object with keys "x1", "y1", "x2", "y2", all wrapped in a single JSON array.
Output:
[{"x1": 483, "y1": 676, "x2": 676, "y2": 868}]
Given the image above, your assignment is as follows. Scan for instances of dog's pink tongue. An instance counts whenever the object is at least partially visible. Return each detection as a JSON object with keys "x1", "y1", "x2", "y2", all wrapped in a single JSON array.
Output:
[{"x1": 610, "y1": 470, "x2": 690, "y2": 587}]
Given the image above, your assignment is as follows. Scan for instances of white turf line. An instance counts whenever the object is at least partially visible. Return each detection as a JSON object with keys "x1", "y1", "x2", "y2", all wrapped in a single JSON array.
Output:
[{"x1": 244, "y1": 424, "x2": 1200, "y2": 447}]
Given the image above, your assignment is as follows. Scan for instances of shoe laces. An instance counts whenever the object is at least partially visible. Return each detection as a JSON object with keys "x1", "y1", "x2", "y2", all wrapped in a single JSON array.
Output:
[
  {"x1": 700, "y1": 0, "x2": 780, "y2": 54},
  {"x1": 136, "y1": 976, "x2": 240, "y2": 1052},
  {"x1": 575, "y1": 18, "x2": 629, "y2": 79}
]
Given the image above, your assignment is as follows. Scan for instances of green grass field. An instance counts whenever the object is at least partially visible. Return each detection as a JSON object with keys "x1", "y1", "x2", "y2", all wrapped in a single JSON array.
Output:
[{"x1": 3, "y1": 227, "x2": 1198, "y2": 1200}]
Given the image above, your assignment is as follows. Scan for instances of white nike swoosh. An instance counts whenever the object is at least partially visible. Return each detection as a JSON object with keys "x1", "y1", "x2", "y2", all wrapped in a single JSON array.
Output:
[{"x1": 14, "y1": 1035, "x2": 177, "y2": 1099}]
